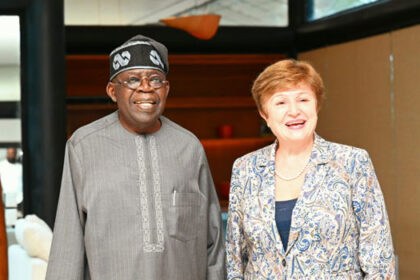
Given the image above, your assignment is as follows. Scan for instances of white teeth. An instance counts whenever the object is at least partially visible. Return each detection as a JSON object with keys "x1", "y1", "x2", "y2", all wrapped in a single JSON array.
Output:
[
  {"x1": 137, "y1": 103, "x2": 153, "y2": 109},
  {"x1": 134, "y1": 101, "x2": 155, "y2": 104},
  {"x1": 287, "y1": 122, "x2": 304, "y2": 126}
]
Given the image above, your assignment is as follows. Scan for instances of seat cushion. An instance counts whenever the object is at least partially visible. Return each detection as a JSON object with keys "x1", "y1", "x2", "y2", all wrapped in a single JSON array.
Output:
[{"x1": 14, "y1": 215, "x2": 52, "y2": 262}]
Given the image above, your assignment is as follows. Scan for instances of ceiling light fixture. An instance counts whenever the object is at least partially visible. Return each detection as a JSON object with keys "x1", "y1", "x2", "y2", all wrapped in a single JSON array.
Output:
[{"x1": 160, "y1": 14, "x2": 221, "y2": 40}]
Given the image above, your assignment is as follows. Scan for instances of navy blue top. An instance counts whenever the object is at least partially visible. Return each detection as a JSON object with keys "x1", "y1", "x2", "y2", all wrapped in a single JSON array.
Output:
[{"x1": 275, "y1": 199, "x2": 298, "y2": 251}]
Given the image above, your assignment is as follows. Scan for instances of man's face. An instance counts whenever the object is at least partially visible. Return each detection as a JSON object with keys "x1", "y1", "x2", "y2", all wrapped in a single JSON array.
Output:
[
  {"x1": 6, "y1": 147, "x2": 17, "y2": 163},
  {"x1": 106, "y1": 69, "x2": 169, "y2": 134}
]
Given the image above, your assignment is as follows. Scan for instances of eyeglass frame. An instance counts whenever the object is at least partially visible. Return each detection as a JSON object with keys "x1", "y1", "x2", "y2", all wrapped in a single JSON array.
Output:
[{"x1": 110, "y1": 75, "x2": 169, "y2": 90}]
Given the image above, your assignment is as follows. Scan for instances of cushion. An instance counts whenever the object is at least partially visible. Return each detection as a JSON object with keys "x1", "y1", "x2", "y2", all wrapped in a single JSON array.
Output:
[
  {"x1": 30, "y1": 258, "x2": 48, "y2": 280},
  {"x1": 8, "y1": 244, "x2": 48, "y2": 280},
  {"x1": 14, "y1": 215, "x2": 53, "y2": 262}
]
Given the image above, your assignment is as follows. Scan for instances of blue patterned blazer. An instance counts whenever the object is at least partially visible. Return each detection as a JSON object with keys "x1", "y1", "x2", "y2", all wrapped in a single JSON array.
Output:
[{"x1": 226, "y1": 134, "x2": 395, "y2": 279}]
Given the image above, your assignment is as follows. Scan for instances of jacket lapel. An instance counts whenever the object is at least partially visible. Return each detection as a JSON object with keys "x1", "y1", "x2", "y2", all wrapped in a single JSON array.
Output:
[
  {"x1": 286, "y1": 134, "x2": 332, "y2": 255},
  {"x1": 253, "y1": 141, "x2": 286, "y2": 254}
]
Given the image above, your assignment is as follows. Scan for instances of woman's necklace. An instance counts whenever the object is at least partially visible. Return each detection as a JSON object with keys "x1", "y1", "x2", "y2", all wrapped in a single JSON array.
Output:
[{"x1": 274, "y1": 160, "x2": 310, "y2": 181}]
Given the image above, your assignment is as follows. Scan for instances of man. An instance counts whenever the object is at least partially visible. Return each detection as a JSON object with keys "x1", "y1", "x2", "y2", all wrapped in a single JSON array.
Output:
[
  {"x1": 0, "y1": 148, "x2": 23, "y2": 204},
  {"x1": 47, "y1": 35, "x2": 225, "y2": 280},
  {"x1": 0, "y1": 147, "x2": 23, "y2": 219}
]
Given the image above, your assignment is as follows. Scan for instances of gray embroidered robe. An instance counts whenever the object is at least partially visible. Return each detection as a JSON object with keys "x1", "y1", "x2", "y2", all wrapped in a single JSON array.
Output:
[{"x1": 46, "y1": 111, "x2": 226, "y2": 280}]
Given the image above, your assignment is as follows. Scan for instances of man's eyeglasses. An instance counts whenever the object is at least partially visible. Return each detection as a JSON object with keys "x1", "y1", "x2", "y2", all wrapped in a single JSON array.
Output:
[{"x1": 112, "y1": 75, "x2": 168, "y2": 90}]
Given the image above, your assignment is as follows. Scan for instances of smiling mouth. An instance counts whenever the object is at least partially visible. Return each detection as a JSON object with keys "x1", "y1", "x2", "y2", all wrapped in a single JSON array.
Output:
[
  {"x1": 133, "y1": 100, "x2": 157, "y2": 110},
  {"x1": 286, "y1": 120, "x2": 306, "y2": 128},
  {"x1": 134, "y1": 100, "x2": 156, "y2": 105}
]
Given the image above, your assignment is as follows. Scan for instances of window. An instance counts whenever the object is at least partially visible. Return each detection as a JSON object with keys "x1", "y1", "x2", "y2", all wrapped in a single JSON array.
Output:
[
  {"x1": 65, "y1": 0, "x2": 289, "y2": 27},
  {"x1": 0, "y1": 15, "x2": 22, "y2": 227},
  {"x1": 0, "y1": 15, "x2": 21, "y2": 147},
  {"x1": 307, "y1": 0, "x2": 386, "y2": 21}
]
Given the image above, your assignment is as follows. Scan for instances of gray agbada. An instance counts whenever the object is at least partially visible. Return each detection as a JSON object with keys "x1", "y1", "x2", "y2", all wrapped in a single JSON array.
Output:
[
  {"x1": 46, "y1": 112, "x2": 225, "y2": 279},
  {"x1": 46, "y1": 34, "x2": 225, "y2": 279}
]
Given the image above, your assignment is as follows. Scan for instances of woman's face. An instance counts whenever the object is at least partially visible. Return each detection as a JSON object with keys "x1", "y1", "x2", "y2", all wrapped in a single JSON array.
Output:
[{"x1": 260, "y1": 83, "x2": 318, "y2": 144}]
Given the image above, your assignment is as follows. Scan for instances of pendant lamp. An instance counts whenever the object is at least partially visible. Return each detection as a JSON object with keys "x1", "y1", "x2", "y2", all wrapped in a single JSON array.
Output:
[{"x1": 160, "y1": 14, "x2": 221, "y2": 40}]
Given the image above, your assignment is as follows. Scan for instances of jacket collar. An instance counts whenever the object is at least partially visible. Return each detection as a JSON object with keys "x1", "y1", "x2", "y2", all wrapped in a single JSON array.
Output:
[
  {"x1": 256, "y1": 133, "x2": 332, "y2": 169},
  {"x1": 309, "y1": 133, "x2": 333, "y2": 165}
]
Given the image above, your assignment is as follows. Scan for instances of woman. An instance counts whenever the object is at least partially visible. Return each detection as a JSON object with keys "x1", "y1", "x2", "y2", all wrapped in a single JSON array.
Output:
[{"x1": 226, "y1": 59, "x2": 395, "y2": 279}]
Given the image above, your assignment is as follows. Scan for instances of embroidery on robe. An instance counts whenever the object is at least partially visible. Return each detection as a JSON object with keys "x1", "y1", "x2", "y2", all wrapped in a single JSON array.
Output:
[
  {"x1": 149, "y1": 136, "x2": 165, "y2": 251},
  {"x1": 135, "y1": 136, "x2": 164, "y2": 252}
]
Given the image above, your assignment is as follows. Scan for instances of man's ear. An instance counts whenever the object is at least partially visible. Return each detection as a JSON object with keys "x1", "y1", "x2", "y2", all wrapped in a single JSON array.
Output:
[
  {"x1": 106, "y1": 82, "x2": 117, "y2": 103},
  {"x1": 164, "y1": 80, "x2": 170, "y2": 98}
]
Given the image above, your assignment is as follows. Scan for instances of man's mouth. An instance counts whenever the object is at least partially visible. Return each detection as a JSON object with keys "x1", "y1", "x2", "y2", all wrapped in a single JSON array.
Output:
[
  {"x1": 133, "y1": 100, "x2": 157, "y2": 109},
  {"x1": 285, "y1": 120, "x2": 306, "y2": 129}
]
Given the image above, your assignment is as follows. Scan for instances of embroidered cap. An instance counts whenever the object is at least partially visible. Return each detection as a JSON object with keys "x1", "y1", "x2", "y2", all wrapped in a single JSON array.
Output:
[{"x1": 109, "y1": 34, "x2": 169, "y2": 81}]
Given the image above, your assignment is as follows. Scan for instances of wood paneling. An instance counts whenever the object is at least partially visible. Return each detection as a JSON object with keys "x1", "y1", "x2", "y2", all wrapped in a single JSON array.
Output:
[
  {"x1": 164, "y1": 107, "x2": 261, "y2": 139},
  {"x1": 66, "y1": 54, "x2": 286, "y2": 97},
  {"x1": 66, "y1": 55, "x2": 109, "y2": 96},
  {"x1": 299, "y1": 24, "x2": 420, "y2": 280},
  {"x1": 67, "y1": 104, "x2": 262, "y2": 139},
  {"x1": 392, "y1": 24, "x2": 420, "y2": 280},
  {"x1": 300, "y1": 34, "x2": 394, "y2": 225}
]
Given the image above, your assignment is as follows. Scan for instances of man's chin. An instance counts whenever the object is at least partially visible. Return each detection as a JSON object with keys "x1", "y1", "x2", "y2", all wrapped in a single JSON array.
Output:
[{"x1": 133, "y1": 117, "x2": 162, "y2": 134}]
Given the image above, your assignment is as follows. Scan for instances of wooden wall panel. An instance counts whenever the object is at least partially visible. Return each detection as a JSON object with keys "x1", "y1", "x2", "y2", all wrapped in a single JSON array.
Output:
[
  {"x1": 164, "y1": 108, "x2": 261, "y2": 139},
  {"x1": 66, "y1": 54, "x2": 285, "y2": 97},
  {"x1": 299, "y1": 33, "x2": 395, "y2": 225},
  {"x1": 299, "y1": 24, "x2": 420, "y2": 279},
  {"x1": 392, "y1": 24, "x2": 420, "y2": 280},
  {"x1": 319, "y1": 34, "x2": 395, "y2": 226},
  {"x1": 168, "y1": 63, "x2": 265, "y2": 97},
  {"x1": 67, "y1": 104, "x2": 262, "y2": 139},
  {"x1": 66, "y1": 55, "x2": 109, "y2": 96}
]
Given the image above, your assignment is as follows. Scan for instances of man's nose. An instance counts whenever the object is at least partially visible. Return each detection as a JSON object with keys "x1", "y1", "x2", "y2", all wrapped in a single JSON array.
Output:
[{"x1": 136, "y1": 77, "x2": 153, "y2": 92}]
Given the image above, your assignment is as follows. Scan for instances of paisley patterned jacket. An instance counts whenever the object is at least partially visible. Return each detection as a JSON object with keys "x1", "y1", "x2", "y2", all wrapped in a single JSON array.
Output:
[{"x1": 226, "y1": 134, "x2": 395, "y2": 279}]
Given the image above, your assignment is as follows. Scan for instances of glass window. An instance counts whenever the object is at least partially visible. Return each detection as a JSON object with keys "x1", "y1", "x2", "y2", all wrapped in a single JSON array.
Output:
[
  {"x1": 174, "y1": 0, "x2": 288, "y2": 27},
  {"x1": 307, "y1": 0, "x2": 386, "y2": 21},
  {"x1": 65, "y1": 0, "x2": 288, "y2": 27},
  {"x1": 0, "y1": 16, "x2": 20, "y2": 102},
  {"x1": 0, "y1": 15, "x2": 22, "y2": 227}
]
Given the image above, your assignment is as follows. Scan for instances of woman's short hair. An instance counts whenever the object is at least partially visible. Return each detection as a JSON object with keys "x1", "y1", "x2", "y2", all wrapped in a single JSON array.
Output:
[{"x1": 252, "y1": 59, "x2": 325, "y2": 114}]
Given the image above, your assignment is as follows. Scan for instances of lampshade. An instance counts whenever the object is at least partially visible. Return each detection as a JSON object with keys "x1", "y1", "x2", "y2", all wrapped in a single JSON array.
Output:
[{"x1": 160, "y1": 14, "x2": 221, "y2": 40}]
